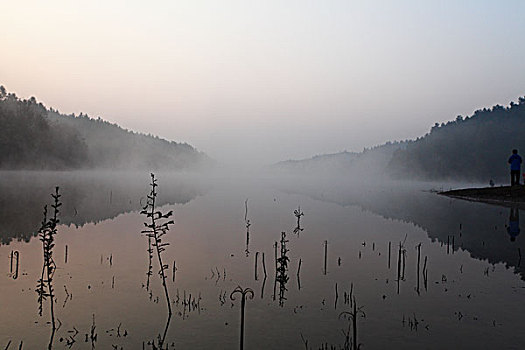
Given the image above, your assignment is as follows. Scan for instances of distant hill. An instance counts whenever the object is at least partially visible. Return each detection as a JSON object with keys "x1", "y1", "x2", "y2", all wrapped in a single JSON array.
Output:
[
  {"x1": 274, "y1": 141, "x2": 406, "y2": 177},
  {"x1": 275, "y1": 96, "x2": 525, "y2": 183},
  {"x1": 0, "y1": 86, "x2": 211, "y2": 170},
  {"x1": 275, "y1": 151, "x2": 359, "y2": 173}
]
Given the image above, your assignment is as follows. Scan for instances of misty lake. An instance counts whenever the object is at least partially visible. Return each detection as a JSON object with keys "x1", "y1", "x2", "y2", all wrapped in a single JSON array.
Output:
[{"x1": 1, "y1": 171, "x2": 524, "y2": 349}]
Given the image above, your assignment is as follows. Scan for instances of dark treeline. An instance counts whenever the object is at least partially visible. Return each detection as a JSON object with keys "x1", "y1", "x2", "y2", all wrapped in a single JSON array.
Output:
[
  {"x1": 0, "y1": 86, "x2": 88, "y2": 169},
  {"x1": 0, "y1": 86, "x2": 211, "y2": 170},
  {"x1": 388, "y1": 97, "x2": 525, "y2": 182}
]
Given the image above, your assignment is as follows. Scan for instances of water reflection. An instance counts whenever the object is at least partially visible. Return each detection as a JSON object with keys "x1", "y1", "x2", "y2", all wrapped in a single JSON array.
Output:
[
  {"x1": 281, "y1": 180, "x2": 525, "y2": 279},
  {"x1": 507, "y1": 207, "x2": 520, "y2": 242},
  {"x1": 3, "y1": 176, "x2": 525, "y2": 349},
  {"x1": 0, "y1": 172, "x2": 207, "y2": 245}
]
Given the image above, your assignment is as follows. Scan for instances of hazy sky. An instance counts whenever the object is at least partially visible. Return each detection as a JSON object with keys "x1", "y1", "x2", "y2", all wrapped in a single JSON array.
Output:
[{"x1": 2, "y1": 1, "x2": 525, "y2": 165}]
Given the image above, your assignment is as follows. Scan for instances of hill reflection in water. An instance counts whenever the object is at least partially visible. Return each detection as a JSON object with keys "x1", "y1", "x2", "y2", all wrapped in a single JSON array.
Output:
[
  {"x1": 0, "y1": 171, "x2": 207, "y2": 245},
  {"x1": 279, "y1": 178, "x2": 525, "y2": 280}
]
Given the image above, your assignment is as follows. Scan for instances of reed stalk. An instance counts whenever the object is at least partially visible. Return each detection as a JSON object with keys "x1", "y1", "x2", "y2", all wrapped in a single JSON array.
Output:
[{"x1": 141, "y1": 173, "x2": 174, "y2": 318}]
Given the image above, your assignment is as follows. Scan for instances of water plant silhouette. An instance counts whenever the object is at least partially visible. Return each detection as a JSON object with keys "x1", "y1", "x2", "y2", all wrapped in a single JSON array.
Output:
[
  {"x1": 260, "y1": 275, "x2": 267, "y2": 298},
  {"x1": 141, "y1": 173, "x2": 174, "y2": 320},
  {"x1": 339, "y1": 297, "x2": 366, "y2": 350},
  {"x1": 324, "y1": 240, "x2": 328, "y2": 275},
  {"x1": 300, "y1": 333, "x2": 309, "y2": 349},
  {"x1": 62, "y1": 285, "x2": 71, "y2": 308},
  {"x1": 276, "y1": 232, "x2": 290, "y2": 306},
  {"x1": 244, "y1": 199, "x2": 251, "y2": 257},
  {"x1": 230, "y1": 286, "x2": 254, "y2": 350},
  {"x1": 146, "y1": 315, "x2": 172, "y2": 350},
  {"x1": 245, "y1": 228, "x2": 250, "y2": 257},
  {"x1": 146, "y1": 235, "x2": 154, "y2": 291},
  {"x1": 297, "y1": 258, "x2": 302, "y2": 290},
  {"x1": 9, "y1": 250, "x2": 19, "y2": 279},
  {"x1": 172, "y1": 261, "x2": 177, "y2": 283},
  {"x1": 396, "y1": 237, "x2": 407, "y2": 294},
  {"x1": 293, "y1": 206, "x2": 304, "y2": 235},
  {"x1": 35, "y1": 186, "x2": 61, "y2": 349},
  {"x1": 343, "y1": 283, "x2": 353, "y2": 306},
  {"x1": 244, "y1": 199, "x2": 249, "y2": 222},
  {"x1": 334, "y1": 283, "x2": 339, "y2": 309},
  {"x1": 2, "y1": 340, "x2": 23, "y2": 350},
  {"x1": 273, "y1": 242, "x2": 278, "y2": 300}
]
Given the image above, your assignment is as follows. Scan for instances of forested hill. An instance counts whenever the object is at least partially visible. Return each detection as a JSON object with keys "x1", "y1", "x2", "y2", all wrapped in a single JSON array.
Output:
[
  {"x1": 387, "y1": 97, "x2": 525, "y2": 182},
  {"x1": 0, "y1": 86, "x2": 211, "y2": 170},
  {"x1": 274, "y1": 141, "x2": 406, "y2": 176},
  {"x1": 275, "y1": 96, "x2": 525, "y2": 182}
]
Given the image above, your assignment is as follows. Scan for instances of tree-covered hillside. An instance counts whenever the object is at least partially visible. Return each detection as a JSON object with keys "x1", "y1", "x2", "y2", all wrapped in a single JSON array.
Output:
[
  {"x1": 387, "y1": 97, "x2": 525, "y2": 182},
  {"x1": 0, "y1": 86, "x2": 211, "y2": 170},
  {"x1": 274, "y1": 96, "x2": 525, "y2": 183},
  {"x1": 274, "y1": 141, "x2": 406, "y2": 176},
  {"x1": 0, "y1": 86, "x2": 88, "y2": 169},
  {"x1": 46, "y1": 111, "x2": 210, "y2": 170}
]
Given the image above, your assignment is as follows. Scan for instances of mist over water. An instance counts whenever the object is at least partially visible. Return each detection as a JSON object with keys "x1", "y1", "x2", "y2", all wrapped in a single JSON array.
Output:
[{"x1": 1, "y1": 170, "x2": 524, "y2": 349}]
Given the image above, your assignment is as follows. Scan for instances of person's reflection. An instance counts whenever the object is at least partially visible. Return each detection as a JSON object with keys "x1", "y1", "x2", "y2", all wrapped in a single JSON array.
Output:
[{"x1": 507, "y1": 207, "x2": 520, "y2": 242}]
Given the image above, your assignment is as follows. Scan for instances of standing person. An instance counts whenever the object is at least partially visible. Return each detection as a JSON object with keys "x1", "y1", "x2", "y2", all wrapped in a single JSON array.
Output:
[{"x1": 508, "y1": 149, "x2": 522, "y2": 186}]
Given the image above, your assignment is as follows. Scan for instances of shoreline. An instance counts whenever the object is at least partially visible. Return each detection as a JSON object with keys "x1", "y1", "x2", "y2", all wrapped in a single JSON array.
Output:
[{"x1": 439, "y1": 185, "x2": 525, "y2": 209}]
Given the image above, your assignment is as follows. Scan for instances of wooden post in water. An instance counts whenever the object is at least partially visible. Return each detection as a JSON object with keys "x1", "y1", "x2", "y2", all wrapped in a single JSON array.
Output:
[
  {"x1": 13, "y1": 251, "x2": 19, "y2": 280},
  {"x1": 423, "y1": 256, "x2": 428, "y2": 291},
  {"x1": 274, "y1": 242, "x2": 278, "y2": 273},
  {"x1": 349, "y1": 282, "x2": 353, "y2": 307},
  {"x1": 334, "y1": 283, "x2": 339, "y2": 309},
  {"x1": 397, "y1": 243, "x2": 402, "y2": 294},
  {"x1": 401, "y1": 247, "x2": 406, "y2": 280},
  {"x1": 352, "y1": 299, "x2": 358, "y2": 350},
  {"x1": 297, "y1": 258, "x2": 302, "y2": 290},
  {"x1": 388, "y1": 242, "x2": 392, "y2": 270},
  {"x1": 262, "y1": 252, "x2": 267, "y2": 277},
  {"x1": 323, "y1": 240, "x2": 328, "y2": 275},
  {"x1": 416, "y1": 243, "x2": 421, "y2": 295},
  {"x1": 254, "y1": 252, "x2": 259, "y2": 280}
]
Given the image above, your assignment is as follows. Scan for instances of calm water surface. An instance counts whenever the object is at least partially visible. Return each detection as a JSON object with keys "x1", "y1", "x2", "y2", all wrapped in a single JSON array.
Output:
[{"x1": 1, "y1": 172, "x2": 524, "y2": 349}]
